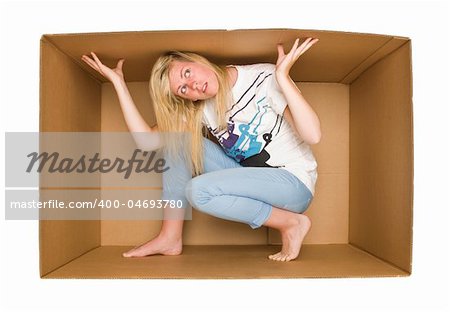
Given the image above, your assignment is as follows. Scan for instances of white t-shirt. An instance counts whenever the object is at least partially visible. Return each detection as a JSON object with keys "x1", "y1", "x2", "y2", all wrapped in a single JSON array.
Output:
[{"x1": 202, "y1": 63, "x2": 318, "y2": 195}]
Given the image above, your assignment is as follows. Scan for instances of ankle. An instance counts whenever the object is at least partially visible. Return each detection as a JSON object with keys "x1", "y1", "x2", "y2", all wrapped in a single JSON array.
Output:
[
  {"x1": 281, "y1": 214, "x2": 309, "y2": 231},
  {"x1": 157, "y1": 231, "x2": 182, "y2": 242}
]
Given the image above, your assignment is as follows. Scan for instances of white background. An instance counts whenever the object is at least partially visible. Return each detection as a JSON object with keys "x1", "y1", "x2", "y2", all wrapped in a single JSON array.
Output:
[{"x1": 1, "y1": 0, "x2": 449, "y2": 311}]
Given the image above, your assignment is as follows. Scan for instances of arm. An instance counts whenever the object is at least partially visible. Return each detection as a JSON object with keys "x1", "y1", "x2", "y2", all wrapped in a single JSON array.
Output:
[
  {"x1": 81, "y1": 52, "x2": 161, "y2": 150},
  {"x1": 275, "y1": 38, "x2": 322, "y2": 145},
  {"x1": 278, "y1": 78, "x2": 321, "y2": 145},
  {"x1": 112, "y1": 79, "x2": 162, "y2": 150},
  {"x1": 113, "y1": 79, "x2": 156, "y2": 133}
]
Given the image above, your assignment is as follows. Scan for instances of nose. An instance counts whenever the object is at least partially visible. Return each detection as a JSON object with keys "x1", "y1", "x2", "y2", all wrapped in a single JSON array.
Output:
[{"x1": 189, "y1": 80, "x2": 200, "y2": 90}]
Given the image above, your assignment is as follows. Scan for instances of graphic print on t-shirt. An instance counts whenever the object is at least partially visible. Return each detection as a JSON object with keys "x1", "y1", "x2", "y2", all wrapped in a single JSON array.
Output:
[
  {"x1": 201, "y1": 63, "x2": 318, "y2": 195},
  {"x1": 207, "y1": 71, "x2": 283, "y2": 167}
]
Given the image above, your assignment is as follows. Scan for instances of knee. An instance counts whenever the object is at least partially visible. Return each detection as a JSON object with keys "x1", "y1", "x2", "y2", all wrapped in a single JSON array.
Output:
[
  {"x1": 184, "y1": 178, "x2": 197, "y2": 207},
  {"x1": 184, "y1": 176, "x2": 211, "y2": 211},
  {"x1": 292, "y1": 196, "x2": 313, "y2": 214}
]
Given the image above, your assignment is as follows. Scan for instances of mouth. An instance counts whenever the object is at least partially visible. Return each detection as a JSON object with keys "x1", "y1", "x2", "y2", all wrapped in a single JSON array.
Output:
[{"x1": 202, "y1": 82, "x2": 207, "y2": 93}]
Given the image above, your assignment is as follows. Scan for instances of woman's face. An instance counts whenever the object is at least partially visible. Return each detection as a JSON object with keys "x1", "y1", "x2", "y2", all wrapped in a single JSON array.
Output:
[{"x1": 168, "y1": 60, "x2": 219, "y2": 101}]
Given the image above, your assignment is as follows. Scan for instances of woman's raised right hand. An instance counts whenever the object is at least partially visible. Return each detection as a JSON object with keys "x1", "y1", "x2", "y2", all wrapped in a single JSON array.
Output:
[{"x1": 81, "y1": 52, "x2": 125, "y2": 84}]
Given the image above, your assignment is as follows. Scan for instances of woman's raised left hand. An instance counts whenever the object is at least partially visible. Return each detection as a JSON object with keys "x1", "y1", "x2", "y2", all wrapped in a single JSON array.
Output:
[{"x1": 276, "y1": 37, "x2": 319, "y2": 78}]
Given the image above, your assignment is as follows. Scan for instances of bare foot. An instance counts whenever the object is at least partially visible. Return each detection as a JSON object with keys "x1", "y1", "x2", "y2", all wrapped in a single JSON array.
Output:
[
  {"x1": 268, "y1": 214, "x2": 311, "y2": 262},
  {"x1": 122, "y1": 235, "x2": 182, "y2": 257}
]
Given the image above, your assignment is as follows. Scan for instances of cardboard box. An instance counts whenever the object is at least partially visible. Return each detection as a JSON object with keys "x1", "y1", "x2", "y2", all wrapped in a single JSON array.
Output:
[{"x1": 39, "y1": 29, "x2": 413, "y2": 278}]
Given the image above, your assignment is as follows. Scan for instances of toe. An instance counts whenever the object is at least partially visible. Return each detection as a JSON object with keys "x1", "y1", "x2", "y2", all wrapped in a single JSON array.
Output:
[
  {"x1": 124, "y1": 245, "x2": 146, "y2": 257},
  {"x1": 274, "y1": 253, "x2": 284, "y2": 261},
  {"x1": 123, "y1": 251, "x2": 135, "y2": 257},
  {"x1": 268, "y1": 252, "x2": 281, "y2": 260}
]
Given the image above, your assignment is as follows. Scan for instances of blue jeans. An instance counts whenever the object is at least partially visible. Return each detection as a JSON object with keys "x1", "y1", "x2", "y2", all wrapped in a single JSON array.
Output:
[{"x1": 162, "y1": 137, "x2": 313, "y2": 229}]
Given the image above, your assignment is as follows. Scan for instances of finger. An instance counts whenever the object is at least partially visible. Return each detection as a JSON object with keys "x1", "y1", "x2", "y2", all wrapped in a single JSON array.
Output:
[
  {"x1": 288, "y1": 38, "x2": 300, "y2": 56},
  {"x1": 90, "y1": 52, "x2": 104, "y2": 69},
  {"x1": 277, "y1": 44, "x2": 285, "y2": 57},
  {"x1": 302, "y1": 37, "x2": 319, "y2": 49},
  {"x1": 117, "y1": 58, "x2": 125, "y2": 70},
  {"x1": 276, "y1": 44, "x2": 285, "y2": 66},
  {"x1": 81, "y1": 55, "x2": 101, "y2": 72},
  {"x1": 297, "y1": 37, "x2": 313, "y2": 53},
  {"x1": 90, "y1": 52, "x2": 108, "y2": 75},
  {"x1": 81, "y1": 54, "x2": 98, "y2": 68},
  {"x1": 303, "y1": 38, "x2": 319, "y2": 53},
  {"x1": 295, "y1": 38, "x2": 319, "y2": 58}
]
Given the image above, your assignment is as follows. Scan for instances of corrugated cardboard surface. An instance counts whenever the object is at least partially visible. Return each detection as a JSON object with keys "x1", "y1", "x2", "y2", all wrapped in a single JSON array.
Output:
[
  {"x1": 349, "y1": 42, "x2": 413, "y2": 273},
  {"x1": 341, "y1": 37, "x2": 409, "y2": 84},
  {"x1": 39, "y1": 37, "x2": 102, "y2": 276},
  {"x1": 43, "y1": 29, "x2": 407, "y2": 83},
  {"x1": 40, "y1": 37, "x2": 101, "y2": 132},
  {"x1": 42, "y1": 244, "x2": 409, "y2": 279},
  {"x1": 39, "y1": 29, "x2": 413, "y2": 278}
]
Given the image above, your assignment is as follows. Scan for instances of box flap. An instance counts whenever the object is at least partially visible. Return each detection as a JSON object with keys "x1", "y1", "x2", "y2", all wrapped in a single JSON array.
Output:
[
  {"x1": 42, "y1": 29, "x2": 406, "y2": 83},
  {"x1": 349, "y1": 42, "x2": 413, "y2": 273}
]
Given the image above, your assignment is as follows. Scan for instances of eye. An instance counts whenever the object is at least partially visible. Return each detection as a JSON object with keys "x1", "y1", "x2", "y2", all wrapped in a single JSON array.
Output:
[
  {"x1": 184, "y1": 68, "x2": 191, "y2": 78},
  {"x1": 180, "y1": 85, "x2": 187, "y2": 94}
]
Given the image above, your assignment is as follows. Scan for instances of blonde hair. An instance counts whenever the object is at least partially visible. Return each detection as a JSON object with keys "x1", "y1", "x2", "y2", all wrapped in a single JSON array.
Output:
[{"x1": 149, "y1": 51, "x2": 231, "y2": 177}]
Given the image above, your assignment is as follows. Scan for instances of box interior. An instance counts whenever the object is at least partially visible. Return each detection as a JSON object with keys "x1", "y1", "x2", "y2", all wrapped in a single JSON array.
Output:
[{"x1": 39, "y1": 29, "x2": 413, "y2": 278}]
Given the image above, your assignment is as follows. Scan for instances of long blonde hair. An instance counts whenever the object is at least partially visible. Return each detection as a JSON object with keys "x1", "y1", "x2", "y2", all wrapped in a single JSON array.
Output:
[{"x1": 149, "y1": 51, "x2": 232, "y2": 177}]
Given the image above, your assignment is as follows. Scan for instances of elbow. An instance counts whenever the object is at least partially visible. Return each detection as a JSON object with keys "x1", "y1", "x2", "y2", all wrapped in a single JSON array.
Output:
[
  {"x1": 307, "y1": 121, "x2": 322, "y2": 145},
  {"x1": 132, "y1": 132, "x2": 163, "y2": 151},
  {"x1": 306, "y1": 131, "x2": 321, "y2": 145}
]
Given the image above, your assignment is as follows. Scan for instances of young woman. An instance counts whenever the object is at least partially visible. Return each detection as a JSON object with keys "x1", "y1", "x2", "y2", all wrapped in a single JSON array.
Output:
[{"x1": 81, "y1": 37, "x2": 321, "y2": 262}]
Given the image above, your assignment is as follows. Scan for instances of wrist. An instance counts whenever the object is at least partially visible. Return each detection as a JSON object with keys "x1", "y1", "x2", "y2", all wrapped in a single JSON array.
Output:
[
  {"x1": 113, "y1": 78, "x2": 127, "y2": 89},
  {"x1": 275, "y1": 72, "x2": 292, "y2": 86}
]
